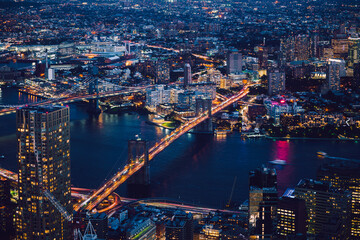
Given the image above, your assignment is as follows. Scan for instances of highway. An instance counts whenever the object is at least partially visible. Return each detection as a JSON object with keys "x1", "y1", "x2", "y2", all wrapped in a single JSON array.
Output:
[{"x1": 75, "y1": 85, "x2": 250, "y2": 212}]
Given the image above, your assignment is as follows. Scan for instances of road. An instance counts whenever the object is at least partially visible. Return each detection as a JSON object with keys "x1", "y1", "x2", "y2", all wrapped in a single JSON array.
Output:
[{"x1": 0, "y1": 86, "x2": 146, "y2": 116}]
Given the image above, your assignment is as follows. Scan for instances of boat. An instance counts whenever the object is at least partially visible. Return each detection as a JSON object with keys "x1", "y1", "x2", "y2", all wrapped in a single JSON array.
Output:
[
  {"x1": 317, "y1": 151, "x2": 327, "y2": 158},
  {"x1": 269, "y1": 159, "x2": 286, "y2": 165}
]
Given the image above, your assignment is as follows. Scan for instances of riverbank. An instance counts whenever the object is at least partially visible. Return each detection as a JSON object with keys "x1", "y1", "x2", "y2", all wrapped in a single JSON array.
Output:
[
  {"x1": 146, "y1": 120, "x2": 176, "y2": 130},
  {"x1": 265, "y1": 135, "x2": 360, "y2": 142},
  {"x1": 18, "y1": 88, "x2": 49, "y2": 99},
  {"x1": 104, "y1": 105, "x2": 150, "y2": 114}
]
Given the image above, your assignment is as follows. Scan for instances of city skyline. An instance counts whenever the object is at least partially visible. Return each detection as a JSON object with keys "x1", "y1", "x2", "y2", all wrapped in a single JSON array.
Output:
[{"x1": 0, "y1": 0, "x2": 359, "y2": 239}]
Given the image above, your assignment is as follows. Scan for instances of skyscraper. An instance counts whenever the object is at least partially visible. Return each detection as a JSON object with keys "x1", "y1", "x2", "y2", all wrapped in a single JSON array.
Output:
[
  {"x1": 255, "y1": 46, "x2": 268, "y2": 69},
  {"x1": 15, "y1": 105, "x2": 72, "y2": 240},
  {"x1": 276, "y1": 196, "x2": 307, "y2": 239},
  {"x1": 184, "y1": 63, "x2": 192, "y2": 88},
  {"x1": 227, "y1": 50, "x2": 242, "y2": 74},
  {"x1": 294, "y1": 179, "x2": 351, "y2": 239},
  {"x1": 281, "y1": 37, "x2": 295, "y2": 62},
  {"x1": 249, "y1": 167, "x2": 277, "y2": 239},
  {"x1": 326, "y1": 59, "x2": 341, "y2": 91},
  {"x1": 310, "y1": 34, "x2": 320, "y2": 59},
  {"x1": 317, "y1": 160, "x2": 360, "y2": 238},
  {"x1": 268, "y1": 68, "x2": 285, "y2": 96}
]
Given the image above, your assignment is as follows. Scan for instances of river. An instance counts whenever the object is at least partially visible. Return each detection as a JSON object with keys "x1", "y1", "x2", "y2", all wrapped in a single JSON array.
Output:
[{"x1": 0, "y1": 87, "x2": 359, "y2": 208}]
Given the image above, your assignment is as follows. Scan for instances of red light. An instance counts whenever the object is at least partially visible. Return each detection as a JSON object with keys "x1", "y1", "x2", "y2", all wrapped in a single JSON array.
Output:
[{"x1": 280, "y1": 100, "x2": 286, "y2": 104}]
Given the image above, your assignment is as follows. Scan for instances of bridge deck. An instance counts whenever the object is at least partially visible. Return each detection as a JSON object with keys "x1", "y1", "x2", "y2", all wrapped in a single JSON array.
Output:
[{"x1": 75, "y1": 86, "x2": 250, "y2": 212}]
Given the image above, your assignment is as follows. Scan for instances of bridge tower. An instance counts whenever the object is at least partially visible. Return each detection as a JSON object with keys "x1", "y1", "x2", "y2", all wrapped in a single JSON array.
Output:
[
  {"x1": 88, "y1": 79, "x2": 101, "y2": 113},
  {"x1": 195, "y1": 97, "x2": 213, "y2": 133},
  {"x1": 127, "y1": 137, "x2": 150, "y2": 198}
]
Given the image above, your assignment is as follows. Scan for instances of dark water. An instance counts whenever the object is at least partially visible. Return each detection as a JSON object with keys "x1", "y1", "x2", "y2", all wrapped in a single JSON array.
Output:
[{"x1": 1, "y1": 87, "x2": 360, "y2": 208}]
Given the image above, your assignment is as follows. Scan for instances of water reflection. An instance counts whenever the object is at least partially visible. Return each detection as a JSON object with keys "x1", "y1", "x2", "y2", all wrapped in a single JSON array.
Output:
[
  {"x1": 272, "y1": 140, "x2": 295, "y2": 195},
  {"x1": 273, "y1": 140, "x2": 290, "y2": 163}
]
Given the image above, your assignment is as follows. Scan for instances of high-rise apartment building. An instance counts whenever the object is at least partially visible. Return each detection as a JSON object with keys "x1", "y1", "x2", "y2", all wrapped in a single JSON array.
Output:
[
  {"x1": 227, "y1": 51, "x2": 242, "y2": 74},
  {"x1": 331, "y1": 38, "x2": 349, "y2": 59},
  {"x1": 310, "y1": 34, "x2": 320, "y2": 59},
  {"x1": 281, "y1": 37, "x2": 295, "y2": 63},
  {"x1": 326, "y1": 59, "x2": 341, "y2": 91},
  {"x1": 295, "y1": 34, "x2": 310, "y2": 61},
  {"x1": 294, "y1": 179, "x2": 351, "y2": 239},
  {"x1": 354, "y1": 63, "x2": 360, "y2": 89},
  {"x1": 317, "y1": 160, "x2": 360, "y2": 238},
  {"x1": 249, "y1": 167, "x2": 277, "y2": 239},
  {"x1": 268, "y1": 68, "x2": 285, "y2": 96},
  {"x1": 184, "y1": 63, "x2": 192, "y2": 88},
  {"x1": 348, "y1": 37, "x2": 360, "y2": 71},
  {"x1": 15, "y1": 106, "x2": 72, "y2": 240},
  {"x1": 156, "y1": 60, "x2": 170, "y2": 84}
]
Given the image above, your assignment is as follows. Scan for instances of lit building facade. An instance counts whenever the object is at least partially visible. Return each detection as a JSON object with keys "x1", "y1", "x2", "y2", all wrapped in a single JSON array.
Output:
[
  {"x1": 331, "y1": 38, "x2": 349, "y2": 59},
  {"x1": 276, "y1": 196, "x2": 307, "y2": 238},
  {"x1": 326, "y1": 59, "x2": 342, "y2": 91},
  {"x1": 227, "y1": 51, "x2": 242, "y2": 75},
  {"x1": 146, "y1": 85, "x2": 171, "y2": 109},
  {"x1": 165, "y1": 211, "x2": 193, "y2": 240},
  {"x1": 0, "y1": 177, "x2": 16, "y2": 238},
  {"x1": 354, "y1": 63, "x2": 360, "y2": 89},
  {"x1": 348, "y1": 38, "x2": 360, "y2": 73},
  {"x1": 184, "y1": 63, "x2": 192, "y2": 88},
  {"x1": 317, "y1": 161, "x2": 360, "y2": 238},
  {"x1": 281, "y1": 37, "x2": 295, "y2": 62},
  {"x1": 268, "y1": 69, "x2": 285, "y2": 96},
  {"x1": 15, "y1": 106, "x2": 72, "y2": 240},
  {"x1": 295, "y1": 34, "x2": 310, "y2": 61},
  {"x1": 294, "y1": 179, "x2": 351, "y2": 239},
  {"x1": 156, "y1": 60, "x2": 170, "y2": 84}
]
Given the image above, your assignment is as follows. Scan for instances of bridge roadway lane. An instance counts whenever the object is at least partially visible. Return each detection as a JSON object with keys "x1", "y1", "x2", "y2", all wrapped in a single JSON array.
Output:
[
  {"x1": 0, "y1": 86, "x2": 146, "y2": 116},
  {"x1": 76, "y1": 85, "x2": 251, "y2": 212}
]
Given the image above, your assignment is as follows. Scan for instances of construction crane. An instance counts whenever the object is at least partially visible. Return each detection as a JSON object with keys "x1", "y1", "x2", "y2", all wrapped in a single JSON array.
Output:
[
  {"x1": 30, "y1": 110, "x2": 73, "y2": 222},
  {"x1": 73, "y1": 218, "x2": 98, "y2": 240},
  {"x1": 83, "y1": 220, "x2": 98, "y2": 240},
  {"x1": 74, "y1": 228, "x2": 83, "y2": 240},
  {"x1": 226, "y1": 176, "x2": 237, "y2": 208}
]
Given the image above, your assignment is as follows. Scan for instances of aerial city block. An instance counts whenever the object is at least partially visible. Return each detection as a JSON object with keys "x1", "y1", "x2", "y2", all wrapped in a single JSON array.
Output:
[{"x1": 0, "y1": 0, "x2": 359, "y2": 239}]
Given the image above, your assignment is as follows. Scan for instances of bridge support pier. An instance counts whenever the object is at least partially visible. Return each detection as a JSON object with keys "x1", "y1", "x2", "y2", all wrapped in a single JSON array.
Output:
[
  {"x1": 194, "y1": 98, "x2": 213, "y2": 134},
  {"x1": 88, "y1": 78, "x2": 101, "y2": 114},
  {"x1": 88, "y1": 99, "x2": 101, "y2": 114},
  {"x1": 127, "y1": 138, "x2": 150, "y2": 198}
]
